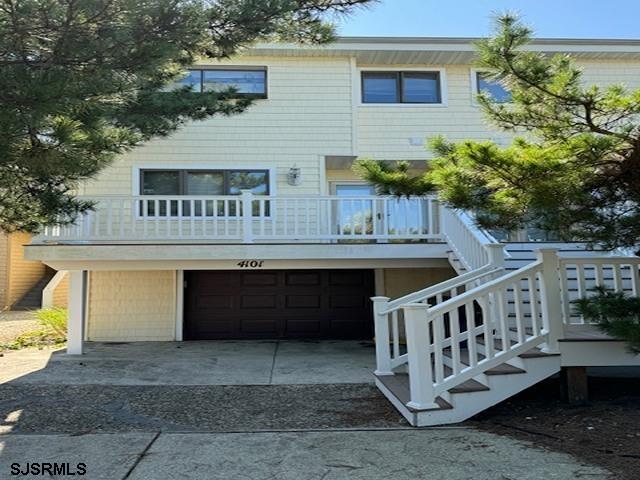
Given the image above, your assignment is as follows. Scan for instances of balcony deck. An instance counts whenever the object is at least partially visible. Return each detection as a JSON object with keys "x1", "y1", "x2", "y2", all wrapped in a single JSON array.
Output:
[{"x1": 33, "y1": 193, "x2": 441, "y2": 245}]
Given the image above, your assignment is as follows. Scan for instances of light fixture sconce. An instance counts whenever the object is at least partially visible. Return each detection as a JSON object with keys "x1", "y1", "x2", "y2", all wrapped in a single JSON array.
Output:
[{"x1": 287, "y1": 165, "x2": 302, "y2": 186}]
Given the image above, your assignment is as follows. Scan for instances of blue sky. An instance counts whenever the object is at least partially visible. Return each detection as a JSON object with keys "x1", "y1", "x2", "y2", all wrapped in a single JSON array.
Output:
[{"x1": 336, "y1": 0, "x2": 639, "y2": 39}]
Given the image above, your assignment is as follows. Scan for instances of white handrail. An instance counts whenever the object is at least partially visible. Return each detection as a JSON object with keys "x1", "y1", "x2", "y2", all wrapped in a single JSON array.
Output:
[
  {"x1": 41, "y1": 271, "x2": 68, "y2": 309},
  {"x1": 440, "y1": 207, "x2": 507, "y2": 271},
  {"x1": 35, "y1": 194, "x2": 441, "y2": 243},
  {"x1": 401, "y1": 258, "x2": 552, "y2": 406},
  {"x1": 382, "y1": 263, "x2": 502, "y2": 314}
]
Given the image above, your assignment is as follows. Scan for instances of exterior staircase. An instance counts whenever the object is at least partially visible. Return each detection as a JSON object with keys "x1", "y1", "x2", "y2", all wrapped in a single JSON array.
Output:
[
  {"x1": 12, "y1": 268, "x2": 56, "y2": 310},
  {"x1": 372, "y1": 206, "x2": 639, "y2": 427}
]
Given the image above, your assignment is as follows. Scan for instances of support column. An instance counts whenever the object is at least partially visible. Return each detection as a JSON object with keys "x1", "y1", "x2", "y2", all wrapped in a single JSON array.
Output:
[
  {"x1": 67, "y1": 270, "x2": 87, "y2": 355},
  {"x1": 560, "y1": 366, "x2": 589, "y2": 404},
  {"x1": 175, "y1": 270, "x2": 184, "y2": 341}
]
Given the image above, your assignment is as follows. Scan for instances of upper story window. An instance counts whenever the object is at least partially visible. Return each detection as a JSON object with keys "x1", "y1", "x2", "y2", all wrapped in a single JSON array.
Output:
[
  {"x1": 361, "y1": 71, "x2": 442, "y2": 104},
  {"x1": 176, "y1": 68, "x2": 267, "y2": 98},
  {"x1": 475, "y1": 72, "x2": 512, "y2": 103}
]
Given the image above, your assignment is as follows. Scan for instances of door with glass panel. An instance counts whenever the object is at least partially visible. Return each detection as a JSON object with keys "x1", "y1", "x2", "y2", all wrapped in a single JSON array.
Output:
[
  {"x1": 331, "y1": 183, "x2": 377, "y2": 238},
  {"x1": 331, "y1": 182, "x2": 429, "y2": 240}
]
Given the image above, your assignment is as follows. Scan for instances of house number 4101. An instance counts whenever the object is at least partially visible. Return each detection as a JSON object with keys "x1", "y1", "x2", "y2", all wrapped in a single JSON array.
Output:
[{"x1": 237, "y1": 260, "x2": 264, "y2": 268}]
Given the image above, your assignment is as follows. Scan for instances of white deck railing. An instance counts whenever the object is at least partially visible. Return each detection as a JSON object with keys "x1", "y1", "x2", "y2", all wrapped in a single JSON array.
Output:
[
  {"x1": 371, "y1": 262, "x2": 505, "y2": 376},
  {"x1": 36, "y1": 192, "x2": 441, "y2": 243},
  {"x1": 373, "y1": 249, "x2": 564, "y2": 410},
  {"x1": 440, "y1": 208, "x2": 502, "y2": 271},
  {"x1": 559, "y1": 256, "x2": 640, "y2": 325}
]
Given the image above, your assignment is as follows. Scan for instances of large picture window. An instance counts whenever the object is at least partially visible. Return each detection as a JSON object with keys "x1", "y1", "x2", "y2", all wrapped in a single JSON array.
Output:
[
  {"x1": 140, "y1": 169, "x2": 270, "y2": 217},
  {"x1": 175, "y1": 68, "x2": 267, "y2": 98},
  {"x1": 361, "y1": 71, "x2": 442, "y2": 104}
]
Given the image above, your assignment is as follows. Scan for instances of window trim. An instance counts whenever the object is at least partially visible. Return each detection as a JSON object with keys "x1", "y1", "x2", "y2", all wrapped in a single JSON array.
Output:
[
  {"x1": 181, "y1": 66, "x2": 268, "y2": 99},
  {"x1": 470, "y1": 68, "x2": 512, "y2": 106},
  {"x1": 358, "y1": 67, "x2": 448, "y2": 107}
]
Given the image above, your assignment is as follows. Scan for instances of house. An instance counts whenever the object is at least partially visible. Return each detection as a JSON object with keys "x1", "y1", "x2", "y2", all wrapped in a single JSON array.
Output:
[
  {"x1": 0, "y1": 232, "x2": 67, "y2": 311},
  {"x1": 24, "y1": 37, "x2": 640, "y2": 426}
]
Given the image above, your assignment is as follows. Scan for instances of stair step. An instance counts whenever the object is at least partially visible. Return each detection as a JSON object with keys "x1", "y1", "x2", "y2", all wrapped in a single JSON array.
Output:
[
  {"x1": 376, "y1": 373, "x2": 452, "y2": 412},
  {"x1": 442, "y1": 349, "x2": 526, "y2": 375},
  {"x1": 475, "y1": 336, "x2": 560, "y2": 358}
]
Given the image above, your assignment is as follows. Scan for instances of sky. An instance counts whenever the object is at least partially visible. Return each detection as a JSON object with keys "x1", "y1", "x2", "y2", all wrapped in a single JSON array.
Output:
[{"x1": 335, "y1": 0, "x2": 639, "y2": 39}]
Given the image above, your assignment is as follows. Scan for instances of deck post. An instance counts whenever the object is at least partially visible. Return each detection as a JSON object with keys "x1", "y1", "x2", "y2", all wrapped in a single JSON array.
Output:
[
  {"x1": 560, "y1": 366, "x2": 589, "y2": 404},
  {"x1": 403, "y1": 305, "x2": 439, "y2": 410},
  {"x1": 486, "y1": 243, "x2": 506, "y2": 269},
  {"x1": 241, "y1": 190, "x2": 254, "y2": 243},
  {"x1": 67, "y1": 270, "x2": 87, "y2": 355},
  {"x1": 372, "y1": 296, "x2": 393, "y2": 376},
  {"x1": 537, "y1": 248, "x2": 563, "y2": 353}
]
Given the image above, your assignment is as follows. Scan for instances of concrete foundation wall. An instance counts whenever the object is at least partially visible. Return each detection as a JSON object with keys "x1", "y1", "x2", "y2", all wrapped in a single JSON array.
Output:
[{"x1": 87, "y1": 270, "x2": 176, "y2": 341}]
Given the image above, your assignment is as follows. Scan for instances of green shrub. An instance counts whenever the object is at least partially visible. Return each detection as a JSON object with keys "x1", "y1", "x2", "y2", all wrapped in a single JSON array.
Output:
[
  {"x1": 33, "y1": 307, "x2": 67, "y2": 338},
  {"x1": 573, "y1": 287, "x2": 640, "y2": 353},
  {"x1": 0, "y1": 308, "x2": 68, "y2": 351}
]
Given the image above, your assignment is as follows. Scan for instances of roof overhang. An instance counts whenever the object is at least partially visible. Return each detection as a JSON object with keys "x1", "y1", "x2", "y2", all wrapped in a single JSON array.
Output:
[{"x1": 248, "y1": 37, "x2": 640, "y2": 64}]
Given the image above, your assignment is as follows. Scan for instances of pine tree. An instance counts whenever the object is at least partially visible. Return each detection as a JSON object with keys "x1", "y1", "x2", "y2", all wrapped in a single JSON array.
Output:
[
  {"x1": 356, "y1": 14, "x2": 640, "y2": 251},
  {"x1": 0, "y1": 0, "x2": 373, "y2": 232}
]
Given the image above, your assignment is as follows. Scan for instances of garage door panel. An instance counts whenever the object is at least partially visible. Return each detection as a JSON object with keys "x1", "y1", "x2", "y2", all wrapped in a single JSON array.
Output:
[
  {"x1": 329, "y1": 295, "x2": 366, "y2": 309},
  {"x1": 285, "y1": 295, "x2": 321, "y2": 309},
  {"x1": 328, "y1": 270, "x2": 366, "y2": 286},
  {"x1": 241, "y1": 272, "x2": 278, "y2": 286},
  {"x1": 240, "y1": 294, "x2": 278, "y2": 309},
  {"x1": 241, "y1": 319, "x2": 278, "y2": 334},
  {"x1": 196, "y1": 295, "x2": 234, "y2": 310},
  {"x1": 185, "y1": 270, "x2": 373, "y2": 340},
  {"x1": 285, "y1": 272, "x2": 322, "y2": 286}
]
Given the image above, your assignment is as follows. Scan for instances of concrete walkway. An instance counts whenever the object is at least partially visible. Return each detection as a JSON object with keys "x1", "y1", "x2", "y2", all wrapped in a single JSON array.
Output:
[
  {"x1": 0, "y1": 340, "x2": 376, "y2": 385},
  {"x1": 0, "y1": 430, "x2": 610, "y2": 479}
]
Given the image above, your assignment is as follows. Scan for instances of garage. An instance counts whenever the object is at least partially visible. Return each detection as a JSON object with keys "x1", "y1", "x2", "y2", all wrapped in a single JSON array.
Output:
[{"x1": 184, "y1": 270, "x2": 374, "y2": 340}]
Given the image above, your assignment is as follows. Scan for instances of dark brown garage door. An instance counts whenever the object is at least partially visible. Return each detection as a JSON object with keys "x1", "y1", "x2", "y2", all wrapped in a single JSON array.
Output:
[{"x1": 184, "y1": 270, "x2": 374, "y2": 340}]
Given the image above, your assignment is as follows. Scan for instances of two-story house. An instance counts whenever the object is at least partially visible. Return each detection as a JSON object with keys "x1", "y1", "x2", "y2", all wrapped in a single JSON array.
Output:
[{"x1": 25, "y1": 37, "x2": 640, "y2": 426}]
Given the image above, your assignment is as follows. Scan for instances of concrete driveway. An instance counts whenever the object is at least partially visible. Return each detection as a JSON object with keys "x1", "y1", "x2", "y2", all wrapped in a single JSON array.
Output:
[
  {"x1": 0, "y1": 341, "x2": 614, "y2": 479},
  {"x1": 0, "y1": 340, "x2": 376, "y2": 385}
]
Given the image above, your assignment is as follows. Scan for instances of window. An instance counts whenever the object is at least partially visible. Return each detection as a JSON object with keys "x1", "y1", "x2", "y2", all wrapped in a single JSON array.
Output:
[
  {"x1": 140, "y1": 169, "x2": 270, "y2": 217},
  {"x1": 361, "y1": 71, "x2": 442, "y2": 104},
  {"x1": 475, "y1": 72, "x2": 511, "y2": 103},
  {"x1": 174, "y1": 68, "x2": 267, "y2": 98}
]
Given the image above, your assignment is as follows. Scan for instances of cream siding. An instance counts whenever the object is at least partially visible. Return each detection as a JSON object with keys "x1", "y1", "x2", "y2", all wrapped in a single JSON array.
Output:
[
  {"x1": 0, "y1": 233, "x2": 9, "y2": 308},
  {"x1": 4, "y1": 233, "x2": 46, "y2": 308},
  {"x1": 79, "y1": 56, "x2": 354, "y2": 198},
  {"x1": 382, "y1": 267, "x2": 456, "y2": 299},
  {"x1": 87, "y1": 271, "x2": 176, "y2": 341},
  {"x1": 52, "y1": 273, "x2": 69, "y2": 308},
  {"x1": 356, "y1": 60, "x2": 640, "y2": 160}
]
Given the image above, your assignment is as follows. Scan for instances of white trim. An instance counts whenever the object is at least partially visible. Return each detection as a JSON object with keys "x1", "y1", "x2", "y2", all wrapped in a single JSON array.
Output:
[
  {"x1": 131, "y1": 164, "x2": 277, "y2": 197},
  {"x1": 350, "y1": 57, "x2": 359, "y2": 154},
  {"x1": 469, "y1": 68, "x2": 512, "y2": 107},
  {"x1": 469, "y1": 68, "x2": 482, "y2": 107},
  {"x1": 356, "y1": 67, "x2": 448, "y2": 108},
  {"x1": 175, "y1": 270, "x2": 184, "y2": 341},
  {"x1": 329, "y1": 181, "x2": 375, "y2": 195},
  {"x1": 319, "y1": 156, "x2": 327, "y2": 196}
]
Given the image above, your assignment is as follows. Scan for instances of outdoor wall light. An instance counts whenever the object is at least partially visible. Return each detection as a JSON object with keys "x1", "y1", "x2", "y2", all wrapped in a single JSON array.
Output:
[{"x1": 287, "y1": 165, "x2": 302, "y2": 186}]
